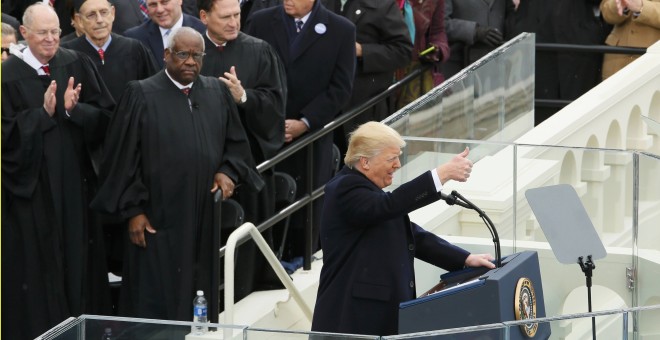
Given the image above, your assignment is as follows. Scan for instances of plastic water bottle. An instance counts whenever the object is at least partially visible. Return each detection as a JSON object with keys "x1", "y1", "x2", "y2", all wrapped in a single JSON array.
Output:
[
  {"x1": 192, "y1": 290, "x2": 208, "y2": 335},
  {"x1": 100, "y1": 328, "x2": 114, "y2": 340}
]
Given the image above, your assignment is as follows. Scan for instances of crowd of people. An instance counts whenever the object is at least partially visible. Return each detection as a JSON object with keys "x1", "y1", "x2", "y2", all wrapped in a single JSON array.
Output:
[{"x1": 2, "y1": 0, "x2": 659, "y2": 339}]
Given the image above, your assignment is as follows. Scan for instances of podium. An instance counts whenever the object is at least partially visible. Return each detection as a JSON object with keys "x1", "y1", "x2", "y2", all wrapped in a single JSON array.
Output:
[{"x1": 398, "y1": 251, "x2": 551, "y2": 339}]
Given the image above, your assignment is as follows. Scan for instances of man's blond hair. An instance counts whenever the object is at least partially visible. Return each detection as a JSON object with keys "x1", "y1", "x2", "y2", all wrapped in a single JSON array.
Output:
[{"x1": 344, "y1": 121, "x2": 405, "y2": 168}]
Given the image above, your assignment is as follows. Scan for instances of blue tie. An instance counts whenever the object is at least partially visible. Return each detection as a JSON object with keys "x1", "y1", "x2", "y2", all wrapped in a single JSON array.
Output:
[{"x1": 295, "y1": 20, "x2": 304, "y2": 33}]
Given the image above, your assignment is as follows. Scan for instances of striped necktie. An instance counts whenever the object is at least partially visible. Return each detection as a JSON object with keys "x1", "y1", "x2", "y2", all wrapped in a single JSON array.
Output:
[
  {"x1": 295, "y1": 19, "x2": 304, "y2": 33},
  {"x1": 137, "y1": 0, "x2": 149, "y2": 20}
]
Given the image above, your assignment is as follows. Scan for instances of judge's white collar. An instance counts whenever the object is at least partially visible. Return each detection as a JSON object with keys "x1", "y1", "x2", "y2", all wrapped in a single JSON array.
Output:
[
  {"x1": 205, "y1": 31, "x2": 228, "y2": 48},
  {"x1": 22, "y1": 47, "x2": 49, "y2": 72},
  {"x1": 165, "y1": 69, "x2": 194, "y2": 90}
]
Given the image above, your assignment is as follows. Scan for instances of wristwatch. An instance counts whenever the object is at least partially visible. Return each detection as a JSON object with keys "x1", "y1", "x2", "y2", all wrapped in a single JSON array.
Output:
[{"x1": 239, "y1": 90, "x2": 247, "y2": 104}]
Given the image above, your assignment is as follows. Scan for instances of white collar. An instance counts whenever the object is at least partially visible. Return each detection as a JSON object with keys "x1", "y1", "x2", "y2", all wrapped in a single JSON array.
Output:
[
  {"x1": 205, "y1": 30, "x2": 228, "y2": 47},
  {"x1": 294, "y1": 12, "x2": 312, "y2": 25},
  {"x1": 23, "y1": 47, "x2": 50, "y2": 73},
  {"x1": 165, "y1": 68, "x2": 194, "y2": 90}
]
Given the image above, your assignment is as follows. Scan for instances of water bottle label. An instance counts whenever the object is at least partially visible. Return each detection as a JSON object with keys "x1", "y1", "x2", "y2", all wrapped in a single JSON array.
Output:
[{"x1": 194, "y1": 306, "x2": 207, "y2": 317}]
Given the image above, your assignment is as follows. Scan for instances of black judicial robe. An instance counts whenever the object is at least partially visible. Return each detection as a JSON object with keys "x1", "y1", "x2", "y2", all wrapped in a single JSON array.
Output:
[
  {"x1": 2, "y1": 48, "x2": 114, "y2": 340},
  {"x1": 200, "y1": 31, "x2": 286, "y2": 298},
  {"x1": 91, "y1": 71, "x2": 263, "y2": 320},
  {"x1": 201, "y1": 32, "x2": 285, "y2": 168},
  {"x1": 200, "y1": 32, "x2": 286, "y2": 220},
  {"x1": 62, "y1": 33, "x2": 159, "y2": 103}
]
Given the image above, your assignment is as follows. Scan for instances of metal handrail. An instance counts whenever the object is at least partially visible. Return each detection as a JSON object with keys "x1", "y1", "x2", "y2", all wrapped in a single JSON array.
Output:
[
  {"x1": 534, "y1": 43, "x2": 646, "y2": 110},
  {"x1": 223, "y1": 222, "x2": 313, "y2": 340},
  {"x1": 256, "y1": 64, "x2": 431, "y2": 174},
  {"x1": 536, "y1": 43, "x2": 646, "y2": 55}
]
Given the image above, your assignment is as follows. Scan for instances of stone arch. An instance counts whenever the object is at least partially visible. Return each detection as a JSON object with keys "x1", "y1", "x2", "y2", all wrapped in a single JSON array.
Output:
[
  {"x1": 603, "y1": 121, "x2": 626, "y2": 232},
  {"x1": 605, "y1": 120, "x2": 623, "y2": 149},
  {"x1": 559, "y1": 151, "x2": 578, "y2": 186},
  {"x1": 649, "y1": 91, "x2": 660, "y2": 122},
  {"x1": 582, "y1": 135, "x2": 601, "y2": 170},
  {"x1": 626, "y1": 105, "x2": 644, "y2": 149},
  {"x1": 581, "y1": 135, "x2": 606, "y2": 231}
]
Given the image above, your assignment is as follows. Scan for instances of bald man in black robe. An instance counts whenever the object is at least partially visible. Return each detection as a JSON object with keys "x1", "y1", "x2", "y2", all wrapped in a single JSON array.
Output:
[{"x1": 2, "y1": 4, "x2": 114, "y2": 339}]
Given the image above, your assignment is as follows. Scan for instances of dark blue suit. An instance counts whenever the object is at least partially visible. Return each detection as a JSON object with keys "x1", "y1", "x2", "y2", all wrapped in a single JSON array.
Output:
[
  {"x1": 312, "y1": 166, "x2": 470, "y2": 335},
  {"x1": 123, "y1": 14, "x2": 206, "y2": 68},
  {"x1": 245, "y1": 1, "x2": 356, "y2": 258}
]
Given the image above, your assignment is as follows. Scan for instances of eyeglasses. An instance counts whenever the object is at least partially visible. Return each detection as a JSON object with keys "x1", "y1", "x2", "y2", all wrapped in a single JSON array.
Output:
[
  {"x1": 81, "y1": 9, "x2": 112, "y2": 21},
  {"x1": 1, "y1": 47, "x2": 9, "y2": 54},
  {"x1": 170, "y1": 49, "x2": 206, "y2": 62},
  {"x1": 25, "y1": 27, "x2": 62, "y2": 38}
]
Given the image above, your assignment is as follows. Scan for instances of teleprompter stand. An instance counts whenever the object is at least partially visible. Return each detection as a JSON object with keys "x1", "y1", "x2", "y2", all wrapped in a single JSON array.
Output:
[{"x1": 525, "y1": 184, "x2": 606, "y2": 340}]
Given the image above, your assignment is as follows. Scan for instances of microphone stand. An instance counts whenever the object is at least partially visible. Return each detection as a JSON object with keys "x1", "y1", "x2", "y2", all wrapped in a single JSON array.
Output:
[
  {"x1": 445, "y1": 190, "x2": 502, "y2": 268},
  {"x1": 578, "y1": 255, "x2": 597, "y2": 340}
]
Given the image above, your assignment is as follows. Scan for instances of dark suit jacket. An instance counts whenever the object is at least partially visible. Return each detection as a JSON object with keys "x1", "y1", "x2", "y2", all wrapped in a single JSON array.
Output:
[
  {"x1": 311, "y1": 166, "x2": 470, "y2": 335},
  {"x1": 245, "y1": 1, "x2": 355, "y2": 130},
  {"x1": 323, "y1": 0, "x2": 412, "y2": 123},
  {"x1": 111, "y1": 0, "x2": 144, "y2": 34},
  {"x1": 123, "y1": 14, "x2": 206, "y2": 68}
]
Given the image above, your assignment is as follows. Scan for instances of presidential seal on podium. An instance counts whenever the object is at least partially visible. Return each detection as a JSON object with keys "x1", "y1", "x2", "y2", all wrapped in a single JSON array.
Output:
[{"x1": 515, "y1": 277, "x2": 538, "y2": 337}]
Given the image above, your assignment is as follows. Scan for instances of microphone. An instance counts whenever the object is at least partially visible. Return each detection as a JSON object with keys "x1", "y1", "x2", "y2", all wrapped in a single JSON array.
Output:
[
  {"x1": 448, "y1": 190, "x2": 502, "y2": 268},
  {"x1": 440, "y1": 191, "x2": 471, "y2": 209}
]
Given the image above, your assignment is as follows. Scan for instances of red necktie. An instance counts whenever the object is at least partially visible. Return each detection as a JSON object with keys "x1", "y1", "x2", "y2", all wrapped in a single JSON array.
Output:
[
  {"x1": 181, "y1": 88, "x2": 190, "y2": 96},
  {"x1": 49, "y1": 0, "x2": 55, "y2": 6},
  {"x1": 137, "y1": 0, "x2": 149, "y2": 20},
  {"x1": 217, "y1": 45, "x2": 224, "y2": 52},
  {"x1": 41, "y1": 65, "x2": 51, "y2": 76},
  {"x1": 98, "y1": 48, "x2": 105, "y2": 65}
]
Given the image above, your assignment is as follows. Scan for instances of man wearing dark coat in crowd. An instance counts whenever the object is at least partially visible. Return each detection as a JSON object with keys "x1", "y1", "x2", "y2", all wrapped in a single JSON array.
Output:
[
  {"x1": 322, "y1": 0, "x2": 412, "y2": 162},
  {"x1": 199, "y1": 0, "x2": 286, "y2": 299},
  {"x1": 91, "y1": 27, "x2": 263, "y2": 321},
  {"x1": 245, "y1": 0, "x2": 356, "y2": 262},
  {"x1": 2, "y1": 4, "x2": 114, "y2": 339},
  {"x1": 124, "y1": 0, "x2": 206, "y2": 68}
]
